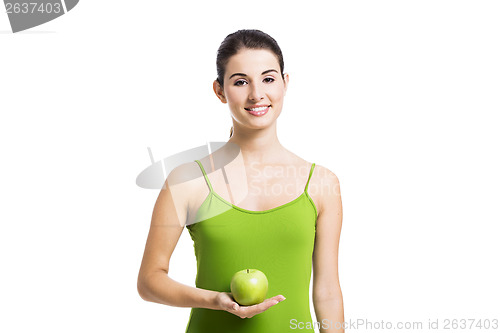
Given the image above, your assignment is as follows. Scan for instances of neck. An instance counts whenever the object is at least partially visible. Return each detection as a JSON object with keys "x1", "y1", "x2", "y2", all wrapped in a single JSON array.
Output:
[{"x1": 226, "y1": 124, "x2": 284, "y2": 164}]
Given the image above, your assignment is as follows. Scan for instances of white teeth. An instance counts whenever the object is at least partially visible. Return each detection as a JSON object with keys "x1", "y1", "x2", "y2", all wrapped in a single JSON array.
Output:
[{"x1": 248, "y1": 106, "x2": 268, "y2": 112}]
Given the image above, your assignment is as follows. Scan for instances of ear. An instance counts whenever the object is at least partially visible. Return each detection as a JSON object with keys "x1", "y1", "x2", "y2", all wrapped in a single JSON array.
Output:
[
  {"x1": 213, "y1": 79, "x2": 227, "y2": 103},
  {"x1": 283, "y1": 73, "x2": 290, "y2": 96}
]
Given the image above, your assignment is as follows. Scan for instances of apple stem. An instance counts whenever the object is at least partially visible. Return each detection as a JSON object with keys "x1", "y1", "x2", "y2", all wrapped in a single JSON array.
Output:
[{"x1": 247, "y1": 269, "x2": 249, "y2": 273}]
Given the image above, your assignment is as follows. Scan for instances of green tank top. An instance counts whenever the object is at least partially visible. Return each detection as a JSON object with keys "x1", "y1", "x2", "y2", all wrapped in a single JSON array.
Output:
[{"x1": 185, "y1": 160, "x2": 318, "y2": 333}]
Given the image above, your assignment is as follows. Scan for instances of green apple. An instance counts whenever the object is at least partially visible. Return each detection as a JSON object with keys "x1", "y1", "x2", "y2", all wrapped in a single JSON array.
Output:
[{"x1": 230, "y1": 269, "x2": 268, "y2": 306}]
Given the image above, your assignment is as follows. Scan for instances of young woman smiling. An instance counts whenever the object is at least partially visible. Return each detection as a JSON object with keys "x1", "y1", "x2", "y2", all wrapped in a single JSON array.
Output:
[{"x1": 137, "y1": 29, "x2": 345, "y2": 333}]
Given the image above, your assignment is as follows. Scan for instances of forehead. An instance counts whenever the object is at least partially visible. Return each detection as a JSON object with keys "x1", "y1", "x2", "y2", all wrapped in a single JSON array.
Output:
[{"x1": 225, "y1": 48, "x2": 280, "y2": 77}]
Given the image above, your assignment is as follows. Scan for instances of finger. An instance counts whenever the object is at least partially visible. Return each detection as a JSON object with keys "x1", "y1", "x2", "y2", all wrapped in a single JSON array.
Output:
[
  {"x1": 234, "y1": 296, "x2": 285, "y2": 318},
  {"x1": 267, "y1": 298, "x2": 282, "y2": 307},
  {"x1": 259, "y1": 296, "x2": 284, "y2": 307},
  {"x1": 252, "y1": 298, "x2": 280, "y2": 312},
  {"x1": 243, "y1": 301, "x2": 278, "y2": 318},
  {"x1": 270, "y1": 295, "x2": 286, "y2": 302}
]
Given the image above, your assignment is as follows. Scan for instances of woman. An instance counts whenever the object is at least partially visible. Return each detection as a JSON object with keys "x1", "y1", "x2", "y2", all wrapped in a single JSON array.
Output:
[{"x1": 137, "y1": 29, "x2": 344, "y2": 332}]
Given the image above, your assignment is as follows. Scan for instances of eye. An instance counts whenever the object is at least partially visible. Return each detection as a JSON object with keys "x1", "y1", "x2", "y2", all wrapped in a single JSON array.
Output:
[
  {"x1": 264, "y1": 77, "x2": 275, "y2": 83},
  {"x1": 234, "y1": 80, "x2": 247, "y2": 86}
]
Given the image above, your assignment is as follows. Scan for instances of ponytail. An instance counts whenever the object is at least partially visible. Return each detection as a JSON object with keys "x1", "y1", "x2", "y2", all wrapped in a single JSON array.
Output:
[{"x1": 229, "y1": 126, "x2": 234, "y2": 138}]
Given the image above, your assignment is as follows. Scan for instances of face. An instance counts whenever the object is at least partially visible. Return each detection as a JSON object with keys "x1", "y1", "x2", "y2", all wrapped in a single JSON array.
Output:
[{"x1": 214, "y1": 48, "x2": 289, "y2": 131}]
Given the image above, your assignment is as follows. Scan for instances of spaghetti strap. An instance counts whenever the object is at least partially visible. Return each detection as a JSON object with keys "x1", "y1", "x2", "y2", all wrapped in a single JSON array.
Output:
[
  {"x1": 304, "y1": 163, "x2": 316, "y2": 193},
  {"x1": 194, "y1": 160, "x2": 213, "y2": 193}
]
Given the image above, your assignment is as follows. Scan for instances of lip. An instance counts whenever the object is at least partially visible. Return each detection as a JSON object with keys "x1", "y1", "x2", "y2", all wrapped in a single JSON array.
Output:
[{"x1": 245, "y1": 105, "x2": 270, "y2": 117}]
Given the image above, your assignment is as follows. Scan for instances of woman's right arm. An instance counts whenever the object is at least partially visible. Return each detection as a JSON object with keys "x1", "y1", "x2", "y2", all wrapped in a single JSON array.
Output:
[
  {"x1": 136, "y1": 164, "x2": 285, "y2": 317},
  {"x1": 137, "y1": 166, "x2": 220, "y2": 309}
]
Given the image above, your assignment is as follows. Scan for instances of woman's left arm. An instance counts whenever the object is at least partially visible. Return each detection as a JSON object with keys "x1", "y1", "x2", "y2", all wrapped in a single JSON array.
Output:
[{"x1": 312, "y1": 167, "x2": 344, "y2": 333}]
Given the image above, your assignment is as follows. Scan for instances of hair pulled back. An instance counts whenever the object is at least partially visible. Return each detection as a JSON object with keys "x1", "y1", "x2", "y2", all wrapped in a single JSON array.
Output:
[{"x1": 215, "y1": 29, "x2": 285, "y2": 138}]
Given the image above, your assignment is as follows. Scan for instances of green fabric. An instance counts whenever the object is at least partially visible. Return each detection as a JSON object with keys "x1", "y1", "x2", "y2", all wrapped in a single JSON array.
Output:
[{"x1": 185, "y1": 160, "x2": 317, "y2": 332}]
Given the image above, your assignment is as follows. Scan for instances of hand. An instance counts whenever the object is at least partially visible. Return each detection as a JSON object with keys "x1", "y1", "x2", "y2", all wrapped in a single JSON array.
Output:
[{"x1": 215, "y1": 292, "x2": 286, "y2": 319}]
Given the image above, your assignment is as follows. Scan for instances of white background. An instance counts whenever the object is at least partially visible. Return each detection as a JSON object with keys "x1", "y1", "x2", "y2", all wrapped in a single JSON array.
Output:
[{"x1": 1, "y1": 1, "x2": 499, "y2": 332}]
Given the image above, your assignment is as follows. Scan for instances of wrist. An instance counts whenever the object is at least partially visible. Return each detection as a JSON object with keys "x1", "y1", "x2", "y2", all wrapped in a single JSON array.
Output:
[{"x1": 208, "y1": 290, "x2": 222, "y2": 310}]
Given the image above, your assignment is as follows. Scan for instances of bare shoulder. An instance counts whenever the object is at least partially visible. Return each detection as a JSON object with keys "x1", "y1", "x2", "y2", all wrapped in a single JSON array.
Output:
[
  {"x1": 166, "y1": 160, "x2": 203, "y2": 186},
  {"x1": 309, "y1": 163, "x2": 341, "y2": 216},
  {"x1": 312, "y1": 164, "x2": 340, "y2": 184},
  {"x1": 163, "y1": 161, "x2": 204, "y2": 226},
  {"x1": 165, "y1": 161, "x2": 195, "y2": 191}
]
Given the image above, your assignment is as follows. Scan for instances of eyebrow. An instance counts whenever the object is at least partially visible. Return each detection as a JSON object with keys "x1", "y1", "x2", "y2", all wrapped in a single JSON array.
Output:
[{"x1": 228, "y1": 69, "x2": 279, "y2": 80}]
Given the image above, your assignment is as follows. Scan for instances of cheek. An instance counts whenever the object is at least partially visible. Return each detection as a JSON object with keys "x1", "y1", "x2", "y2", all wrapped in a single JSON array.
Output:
[
  {"x1": 225, "y1": 87, "x2": 245, "y2": 103},
  {"x1": 269, "y1": 86, "x2": 285, "y2": 102}
]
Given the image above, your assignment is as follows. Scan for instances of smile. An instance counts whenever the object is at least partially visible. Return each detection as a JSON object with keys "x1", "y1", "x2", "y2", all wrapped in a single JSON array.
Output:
[
  {"x1": 245, "y1": 105, "x2": 270, "y2": 116},
  {"x1": 245, "y1": 105, "x2": 271, "y2": 116}
]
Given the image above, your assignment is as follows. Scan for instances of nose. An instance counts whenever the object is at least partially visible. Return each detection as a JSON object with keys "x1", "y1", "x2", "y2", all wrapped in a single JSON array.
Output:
[{"x1": 248, "y1": 82, "x2": 264, "y2": 101}]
